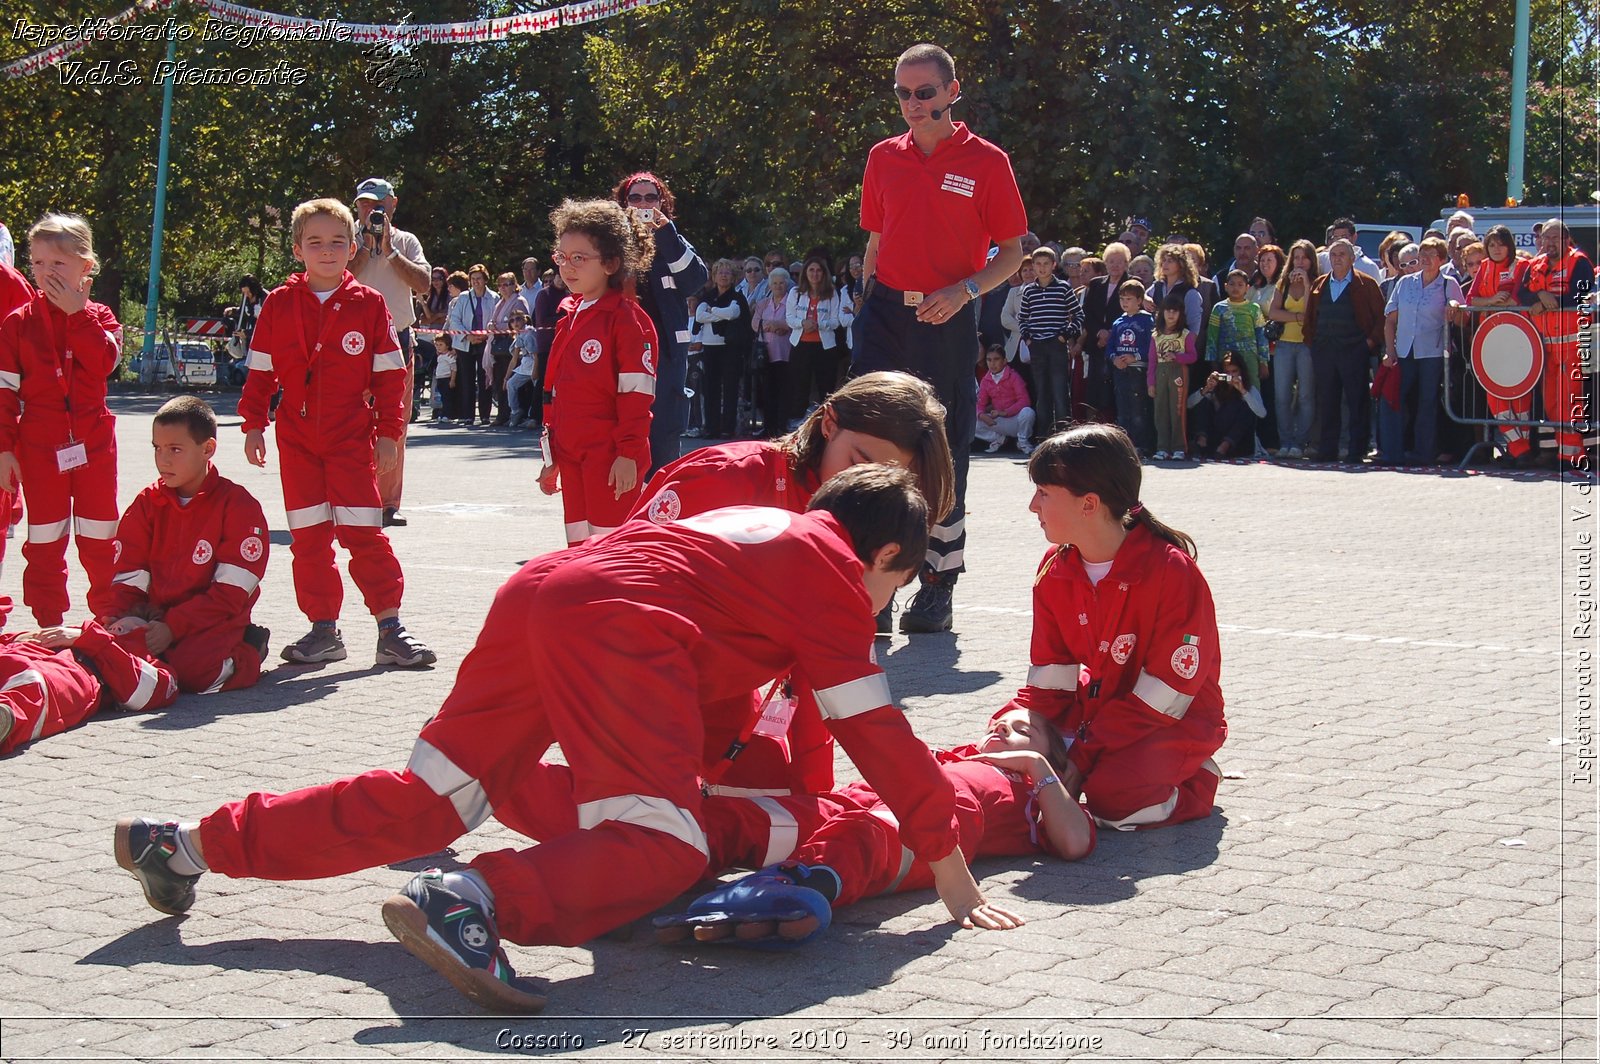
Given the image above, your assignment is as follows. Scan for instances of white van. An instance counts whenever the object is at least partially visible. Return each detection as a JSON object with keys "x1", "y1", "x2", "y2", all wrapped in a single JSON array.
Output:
[
  {"x1": 1427, "y1": 206, "x2": 1598, "y2": 258},
  {"x1": 1353, "y1": 223, "x2": 1422, "y2": 262}
]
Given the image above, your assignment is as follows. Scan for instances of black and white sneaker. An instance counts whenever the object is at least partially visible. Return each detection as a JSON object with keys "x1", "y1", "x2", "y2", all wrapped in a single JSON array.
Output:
[
  {"x1": 281, "y1": 627, "x2": 347, "y2": 664},
  {"x1": 382, "y1": 869, "x2": 546, "y2": 1013},
  {"x1": 114, "y1": 817, "x2": 200, "y2": 916},
  {"x1": 375, "y1": 625, "x2": 436, "y2": 668}
]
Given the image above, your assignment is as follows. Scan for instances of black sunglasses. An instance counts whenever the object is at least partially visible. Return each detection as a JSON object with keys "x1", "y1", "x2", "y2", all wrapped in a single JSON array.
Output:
[{"x1": 893, "y1": 82, "x2": 946, "y2": 102}]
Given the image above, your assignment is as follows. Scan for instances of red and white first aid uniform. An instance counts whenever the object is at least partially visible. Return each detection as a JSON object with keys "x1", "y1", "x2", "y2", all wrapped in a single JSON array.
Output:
[
  {"x1": 195, "y1": 507, "x2": 961, "y2": 947},
  {"x1": 102, "y1": 465, "x2": 271, "y2": 694},
  {"x1": 702, "y1": 746, "x2": 1096, "y2": 907},
  {"x1": 0, "y1": 264, "x2": 34, "y2": 626},
  {"x1": 1006, "y1": 524, "x2": 1227, "y2": 830},
  {"x1": 239, "y1": 271, "x2": 407, "y2": 622},
  {"x1": 0, "y1": 621, "x2": 177, "y2": 754},
  {"x1": 543, "y1": 288, "x2": 657, "y2": 544},
  {"x1": 0, "y1": 290, "x2": 122, "y2": 626},
  {"x1": 1471, "y1": 256, "x2": 1534, "y2": 456},
  {"x1": 1519, "y1": 247, "x2": 1595, "y2": 463},
  {"x1": 630, "y1": 440, "x2": 835, "y2": 796}
]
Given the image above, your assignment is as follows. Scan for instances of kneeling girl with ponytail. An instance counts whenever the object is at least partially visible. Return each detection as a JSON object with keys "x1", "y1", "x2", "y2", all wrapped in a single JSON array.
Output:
[{"x1": 1001, "y1": 423, "x2": 1227, "y2": 831}]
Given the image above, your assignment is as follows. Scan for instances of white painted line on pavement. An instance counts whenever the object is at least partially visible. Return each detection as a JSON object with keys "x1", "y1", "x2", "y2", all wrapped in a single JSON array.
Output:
[{"x1": 950, "y1": 605, "x2": 1572, "y2": 656}]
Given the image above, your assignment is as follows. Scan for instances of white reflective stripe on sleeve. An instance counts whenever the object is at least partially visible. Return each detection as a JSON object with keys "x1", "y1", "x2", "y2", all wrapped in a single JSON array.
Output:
[
  {"x1": 868, "y1": 809, "x2": 915, "y2": 893},
  {"x1": 587, "y1": 524, "x2": 619, "y2": 539},
  {"x1": 1027, "y1": 664, "x2": 1080, "y2": 691},
  {"x1": 564, "y1": 520, "x2": 592, "y2": 542},
  {"x1": 112, "y1": 570, "x2": 151, "y2": 592},
  {"x1": 675, "y1": 330, "x2": 694, "y2": 344},
  {"x1": 812, "y1": 673, "x2": 892, "y2": 720},
  {"x1": 0, "y1": 370, "x2": 19, "y2": 390},
  {"x1": 214, "y1": 563, "x2": 261, "y2": 593},
  {"x1": 333, "y1": 506, "x2": 384, "y2": 528},
  {"x1": 751, "y1": 796, "x2": 799, "y2": 865},
  {"x1": 408, "y1": 738, "x2": 494, "y2": 830},
  {"x1": 926, "y1": 548, "x2": 964, "y2": 571},
  {"x1": 27, "y1": 519, "x2": 70, "y2": 543},
  {"x1": 286, "y1": 503, "x2": 333, "y2": 529},
  {"x1": 929, "y1": 516, "x2": 966, "y2": 542},
  {"x1": 577, "y1": 794, "x2": 709, "y2": 856},
  {"x1": 105, "y1": 329, "x2": 122, "y2": 354},
  {"x1": 372, "y1": 349, "x2": 405, "y2": 372},
  {"x1": 1132, "y1": 669, "x2": 1194, "y2": 719},
  {"x1": 660, "y1": 275, "x2": 676, "y2": 290},
  {"x1": 122, "y1": 658, "x2": 163, "y2": 710},
  {"x1": 1200, "y1": 757, "x2": 1221, "y2": 777},
  {"x1": 2, "y1": 670, "x2": 49, "y2": 739},
  {"x1": 1094, "y1": 788, "x2": 1180, "y2": 831},
  {"x1": 701, "y1": 785, "x2": 793, "y2": 798},
  {"x1": 668, "y1": 248, "x2": 696, "y2": 273},
  {"x1": 74, "y1": 517, "x2": 119, "y2": 539},
  {"x1": 617, "y1": 372, "x2": 656, "y2": 396},
  {"x1": 201, "y1": 658, "x2": 236, "y2": 695},
  {"x1": 246, "y1": 349, "x2": 273, "y2": 371}
]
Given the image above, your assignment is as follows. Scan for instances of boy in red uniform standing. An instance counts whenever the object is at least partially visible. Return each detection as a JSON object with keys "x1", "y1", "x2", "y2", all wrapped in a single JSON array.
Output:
[
  {"x1": 239, "y1": 199, "x2": 434, "y2": 667},
  {"x1": 100, "y1": 396, "x2": 271, "y2": 694},
  {"x1": 115, "y1": 467, "x2": 1016, "y2": 1013},
  {"x1": 0, "y1": 621, "x2": 177, "y2": 754},
  {"x1": 1009, "y1": 424, "x2": 1226, "y2": 830},
  {"x1": 0, "y1": 214, "x2": 124, "y2": 627},
  {"x1": 537, "y1": 199, "x2": 657, "y2": 545}
]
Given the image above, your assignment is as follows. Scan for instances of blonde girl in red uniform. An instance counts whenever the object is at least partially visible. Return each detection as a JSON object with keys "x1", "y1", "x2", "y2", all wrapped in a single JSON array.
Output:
[
  {"x1": 0, "y1": 214, "x2": 123, "y2": 627},
  {"x1": 1008, "y1": 422, "x2": 1226, "y2": 830},
  {"x1": 537, "y1": 200, "x2": 658, "y2": 545}
]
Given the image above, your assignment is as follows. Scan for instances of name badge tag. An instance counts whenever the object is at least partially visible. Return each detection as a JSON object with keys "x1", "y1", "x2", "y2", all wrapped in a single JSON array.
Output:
[
  {"x1": 56, "y1": 442, "x2": 88, "y2": 473},
  {"x1": 751, "y1": 695, "x2": 797, "y2": 739}
]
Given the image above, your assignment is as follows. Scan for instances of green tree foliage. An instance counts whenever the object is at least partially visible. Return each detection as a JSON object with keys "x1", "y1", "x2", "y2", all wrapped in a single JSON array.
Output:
[{"x1": 0, "y1": 0, "x2": 1591, "y2": 319}]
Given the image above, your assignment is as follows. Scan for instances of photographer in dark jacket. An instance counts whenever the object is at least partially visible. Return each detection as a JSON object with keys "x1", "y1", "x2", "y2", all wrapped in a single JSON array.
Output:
[{"x1": 612, "y1": 171, "x2": 707, "y2": 474}]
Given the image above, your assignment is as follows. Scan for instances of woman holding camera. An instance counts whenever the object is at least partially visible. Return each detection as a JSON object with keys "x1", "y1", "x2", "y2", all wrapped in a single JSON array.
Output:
[{"x1": 612, "y1": 172, "x2": 707, "y2": 473}]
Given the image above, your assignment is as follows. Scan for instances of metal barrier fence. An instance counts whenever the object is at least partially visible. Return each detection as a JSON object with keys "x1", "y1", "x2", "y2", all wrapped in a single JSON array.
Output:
[{"x1": 1443, "y1": 302, "x2": 1596, "y2": 468}]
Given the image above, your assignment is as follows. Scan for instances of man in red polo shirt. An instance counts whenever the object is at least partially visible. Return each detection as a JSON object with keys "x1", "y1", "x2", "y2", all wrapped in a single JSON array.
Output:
[{"x1": 854, "y1": 42, "x2": 1027, "y2": 634}]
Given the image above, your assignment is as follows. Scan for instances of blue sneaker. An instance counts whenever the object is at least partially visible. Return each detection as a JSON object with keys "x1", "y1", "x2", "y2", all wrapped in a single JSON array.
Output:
[
  {"x1": 653, "y1": 862, "x2": 839, "y2": 949},
  {"x1": 381, "y1": 869, "x2": 546, "y2": 1013}
]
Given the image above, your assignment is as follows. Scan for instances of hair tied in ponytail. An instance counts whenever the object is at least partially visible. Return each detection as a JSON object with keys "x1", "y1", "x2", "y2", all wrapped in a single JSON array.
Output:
[{"x1": 1127, "y1": 503, "x2": 1144, "y2": 517}]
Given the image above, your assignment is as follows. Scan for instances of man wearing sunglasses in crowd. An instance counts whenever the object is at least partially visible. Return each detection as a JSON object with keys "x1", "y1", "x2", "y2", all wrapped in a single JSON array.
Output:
[{"x1": 853, "y1": 42, "x2": 1027, "y2": 635}]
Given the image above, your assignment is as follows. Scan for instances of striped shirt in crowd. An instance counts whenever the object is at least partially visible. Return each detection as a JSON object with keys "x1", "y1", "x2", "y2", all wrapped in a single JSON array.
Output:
[{"x1": 1017, "y1": 277, "x2": 1085, "y2": 343}]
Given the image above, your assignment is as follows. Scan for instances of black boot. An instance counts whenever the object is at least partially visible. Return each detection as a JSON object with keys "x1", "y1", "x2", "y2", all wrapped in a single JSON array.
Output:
[{"x1": 899, "y1": 574, "x2": 954, "y2": 634}]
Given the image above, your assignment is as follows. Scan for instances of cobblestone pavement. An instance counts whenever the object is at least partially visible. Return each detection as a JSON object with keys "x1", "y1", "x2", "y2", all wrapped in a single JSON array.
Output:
[{"x1": 0, "y1": 396, "x2": 1593, "y2": 1062}]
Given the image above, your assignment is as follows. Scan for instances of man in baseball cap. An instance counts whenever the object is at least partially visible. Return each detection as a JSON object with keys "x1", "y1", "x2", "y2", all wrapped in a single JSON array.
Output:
[{"x1": 351, "y1": 177, "x2": 430, "y2": 527}]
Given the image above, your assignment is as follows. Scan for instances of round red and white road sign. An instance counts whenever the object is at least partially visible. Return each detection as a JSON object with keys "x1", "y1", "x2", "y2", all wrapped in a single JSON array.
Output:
[{"x1": 1471, "y1": 312, "x2": 1544, "y2": 401}]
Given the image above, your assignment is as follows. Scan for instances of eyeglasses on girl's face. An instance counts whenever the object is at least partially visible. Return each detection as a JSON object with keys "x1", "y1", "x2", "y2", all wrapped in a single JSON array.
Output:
[{"x1": 551, "y1": 251, "x2": 599, "y2": 268}]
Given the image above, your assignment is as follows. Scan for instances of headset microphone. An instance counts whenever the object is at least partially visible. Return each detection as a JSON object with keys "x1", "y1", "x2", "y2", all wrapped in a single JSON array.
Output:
[{"x1": 930, "y1": 94, "x2": 960, "y2": 121}]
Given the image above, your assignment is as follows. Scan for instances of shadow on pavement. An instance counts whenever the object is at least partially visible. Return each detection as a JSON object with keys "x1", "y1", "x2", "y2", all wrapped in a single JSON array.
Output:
[{"x1": 878, "y1": 632, "x2": 1002, "y2": 696}]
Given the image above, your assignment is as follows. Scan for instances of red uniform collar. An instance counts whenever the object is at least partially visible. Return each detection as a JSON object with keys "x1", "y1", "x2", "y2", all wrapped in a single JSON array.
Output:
[
  {"x1": 559, "y1": 288, "x2": 624, "y2": 315},
  {"x1": 154, "y1": 463, "x2": 222, "y2": 506},
  {"x1": 889, "y1": 121, "x2": 974, "y2": 158},
  {"x1": 1043, "y1": 522, "x2": 1163, "y2": 587},
  {"x1": 284, "y1": 270, "x2": 361, "y2": 302}
]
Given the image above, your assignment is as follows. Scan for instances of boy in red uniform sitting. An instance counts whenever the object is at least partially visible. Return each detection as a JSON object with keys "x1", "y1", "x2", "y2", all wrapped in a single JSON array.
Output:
[
  {"x1": 99, "y1": 396, "x2": 270, "y2": 693},
  {"x1": 239, "y1": 199, "x2": 433, "y2": 668}
]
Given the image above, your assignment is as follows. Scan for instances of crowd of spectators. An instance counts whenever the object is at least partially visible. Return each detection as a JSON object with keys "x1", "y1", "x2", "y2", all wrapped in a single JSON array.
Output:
[{"x1": 212, "y1": 206, "x2": 1589, "y2": 472}]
